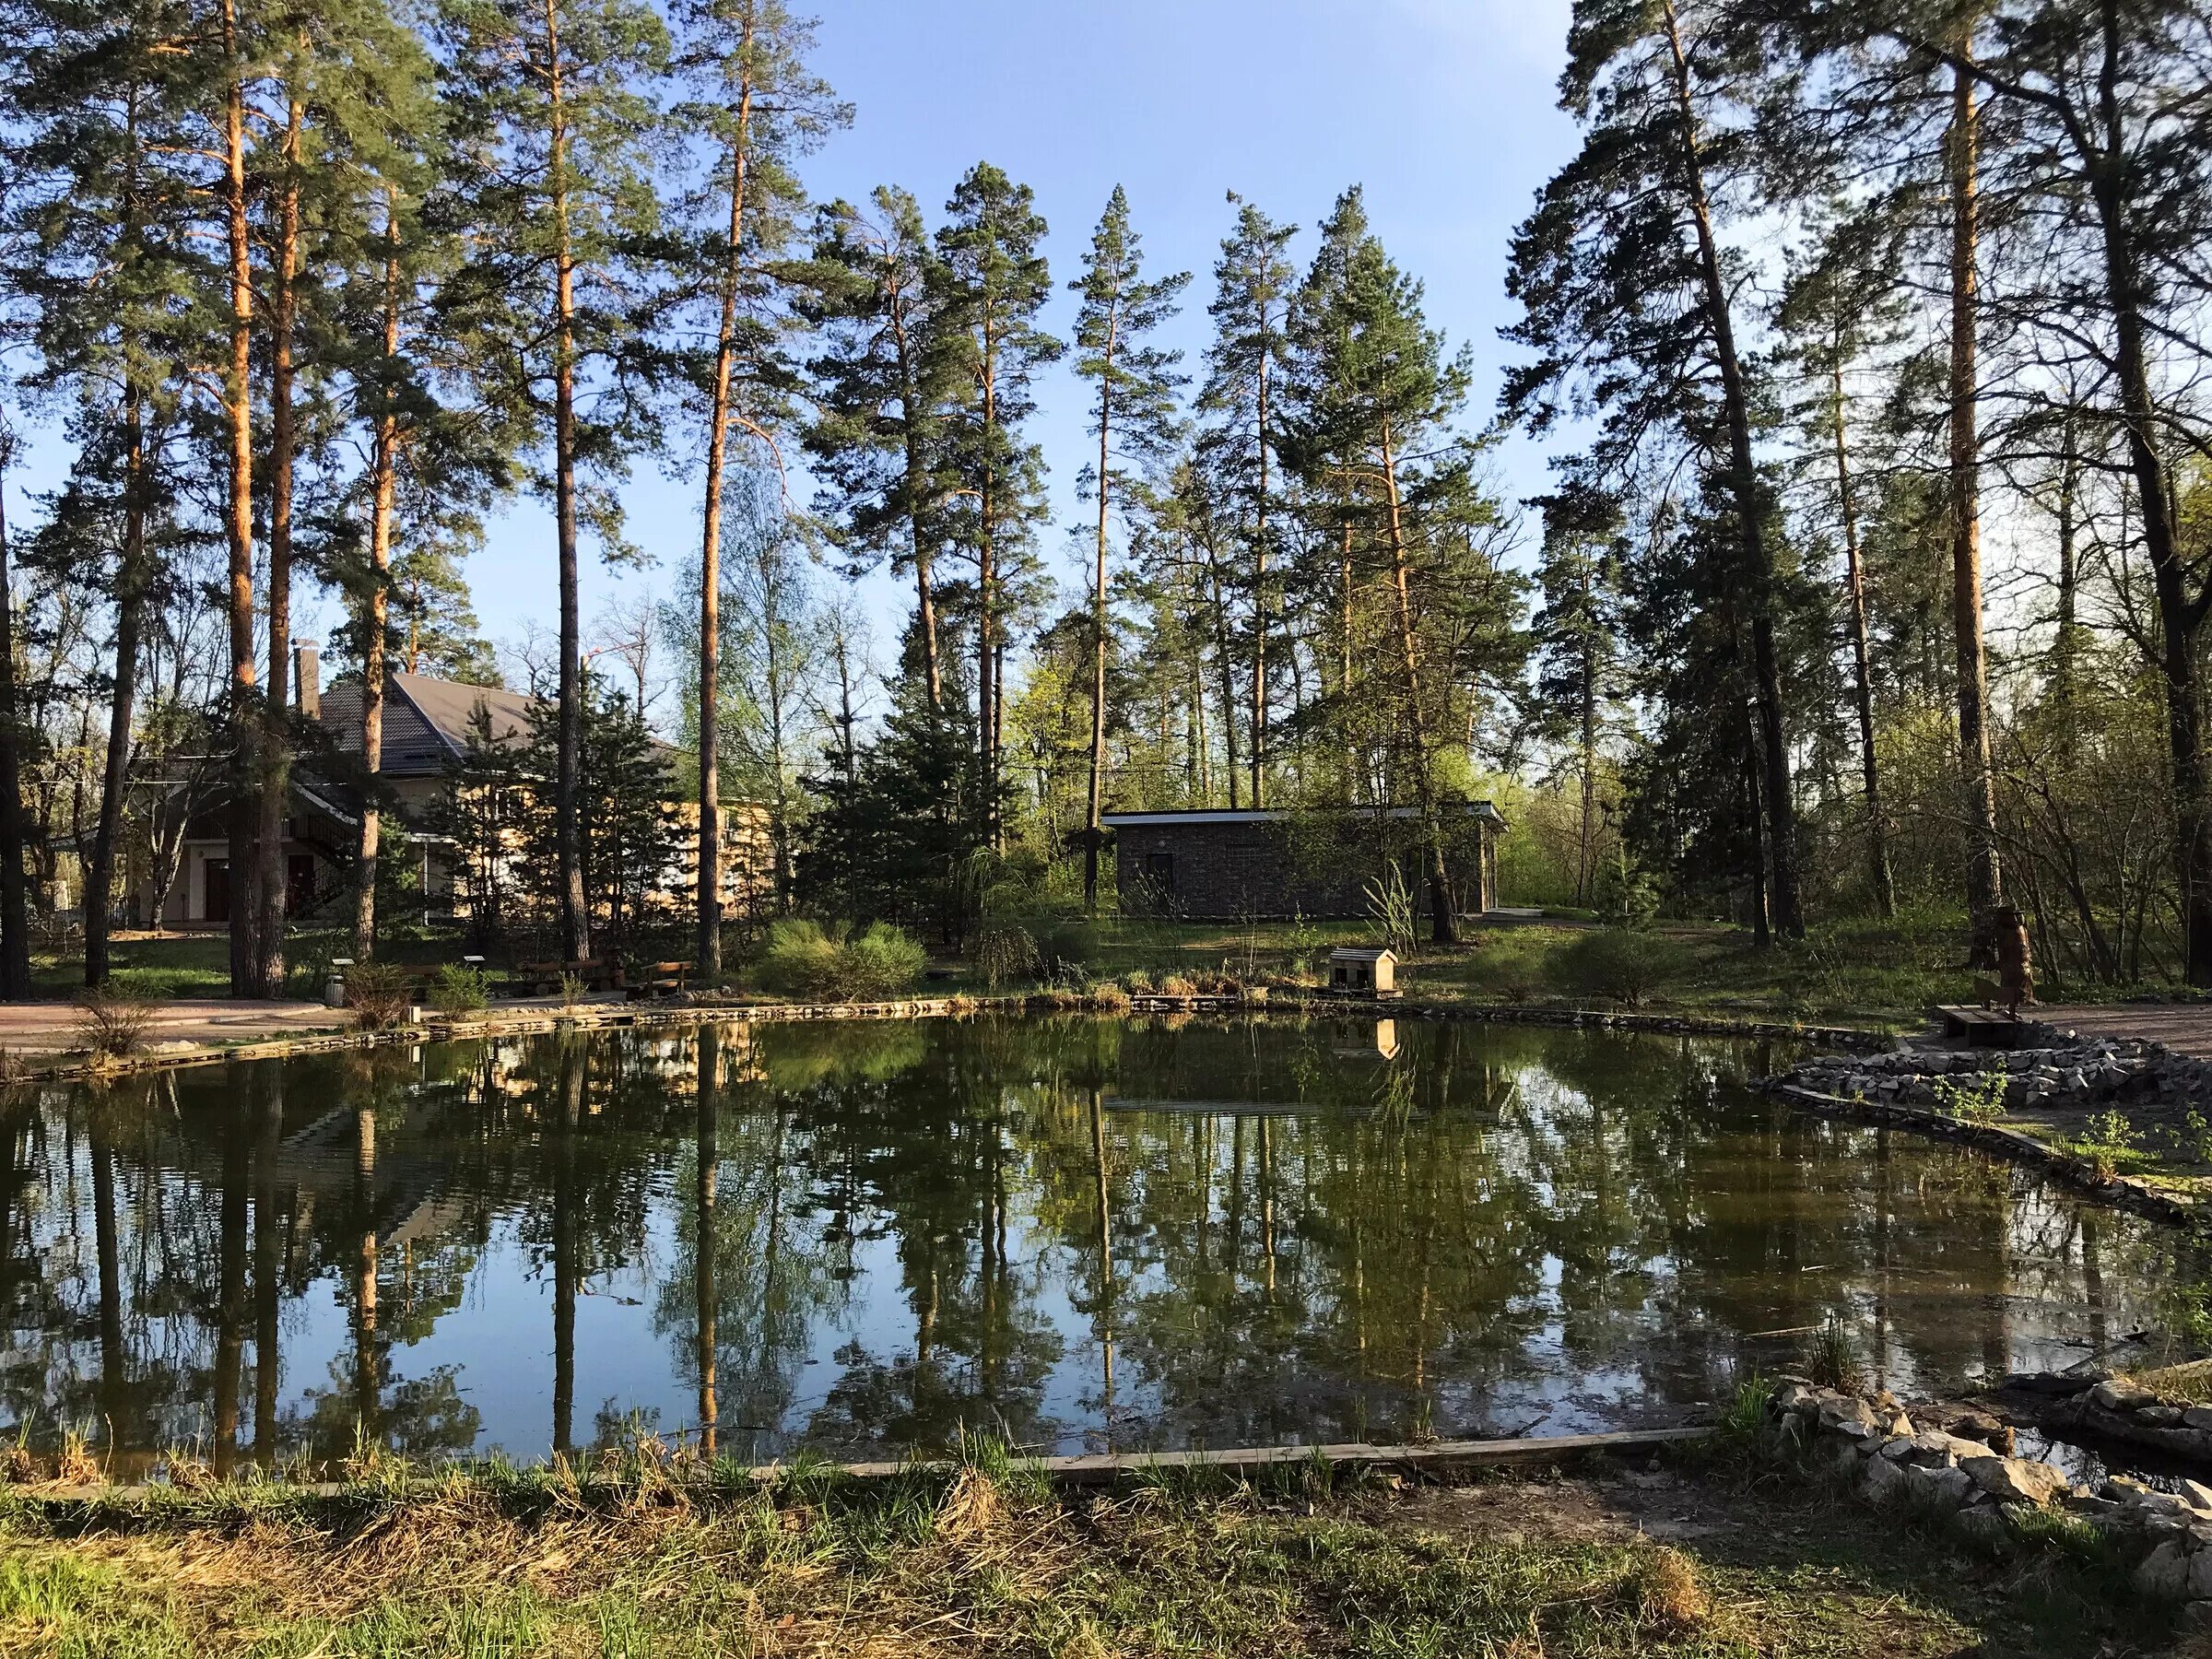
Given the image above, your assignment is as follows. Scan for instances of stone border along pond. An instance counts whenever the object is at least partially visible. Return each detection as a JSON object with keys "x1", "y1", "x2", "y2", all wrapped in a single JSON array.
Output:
[
  {"x1": 9, "y1": 987, "x2": 1887, "y2": 1086},
  {"x1": 1761, "y1": 1025, "x2": 2210, "y2": 1231},
  {"x1": 1770, "y1": 1378, "x2": 2212, "y2": 1628}
]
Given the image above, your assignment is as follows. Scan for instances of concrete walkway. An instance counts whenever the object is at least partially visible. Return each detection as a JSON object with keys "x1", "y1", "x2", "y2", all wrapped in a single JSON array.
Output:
[
  {"x1": 0, "y1": 998, "x2": 346, "y2": 1058},
  {"x1": 2032, "y1": 1002, "x2": 2212, "y2": 1061}
]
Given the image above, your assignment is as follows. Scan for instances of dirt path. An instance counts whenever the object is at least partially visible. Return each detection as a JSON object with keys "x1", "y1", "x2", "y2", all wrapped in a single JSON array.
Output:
[
  {"x1": 2038, "y1": 1002, "x2": 2212, "y2": 1061},
  {"x1": 0, "y1": 998, "x2": 346, "y2": 1058}
]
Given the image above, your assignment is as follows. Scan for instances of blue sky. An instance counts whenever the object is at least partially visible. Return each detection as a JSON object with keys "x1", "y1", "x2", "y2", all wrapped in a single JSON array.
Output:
[{"x1": 8, "y1": 0, "x2": 1582, "y2": 698}]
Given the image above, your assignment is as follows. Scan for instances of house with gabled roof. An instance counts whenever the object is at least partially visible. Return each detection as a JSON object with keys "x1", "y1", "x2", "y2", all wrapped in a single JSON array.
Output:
[{"x1": 138, "y1": 644, "x2": 769, "y2": 930}]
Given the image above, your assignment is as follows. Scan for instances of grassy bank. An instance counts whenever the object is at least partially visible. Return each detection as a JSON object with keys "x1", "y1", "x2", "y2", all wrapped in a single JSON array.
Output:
[
  {"x1": 0, "y1": 1443, "x2": 2166, "y2": 1657},
  {"x1": 37, "y1": 908, "x2": 2165, "y2": 1029}
]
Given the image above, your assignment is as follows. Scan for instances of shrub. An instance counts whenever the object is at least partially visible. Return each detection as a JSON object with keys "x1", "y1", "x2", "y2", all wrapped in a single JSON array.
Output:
[
  {"x1": 757, "y1": 920, "x2": 843, "y2": 999},
  {"x1": 971, "y1": 923, "x2": 1040, "y2": 989},
  {"x1": 759, "y1": 919, "x2": 927, "y2": 1003},
  {"x1": 1556, "y1": 927, "x2": 1688, "y2": 1009},
  {"x1": 841, "y1": 923, "x2": 927, "y2": 1001},
  {"x1": 1806, "y1": 1312, "x2": 1864, "y2": 1394},
  {"x1": 429, "y1": 963, "x2": 490, "y2": 1016},
  {"x1": 345, "y1": 961, "x2": 414, "y2": 1030},
  {"x1": 75, "y1": 983, "x2": 159, "y2": 1058},
  {"x1": 1036, "y1": 922, "x2": 1101, "y2": 975}
]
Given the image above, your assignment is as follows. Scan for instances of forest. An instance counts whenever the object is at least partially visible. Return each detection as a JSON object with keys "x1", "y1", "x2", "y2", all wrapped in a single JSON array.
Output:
[{"x1": 1, "y1": 0, "x2": 2210, "y2": 996}]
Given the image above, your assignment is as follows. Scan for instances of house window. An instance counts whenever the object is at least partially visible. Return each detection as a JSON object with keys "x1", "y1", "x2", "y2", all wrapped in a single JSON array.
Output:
[
  {"x1": 1143, "y1": 852, "x2": 1175, "y2": 893},
  {"x1": 204, "y1": 859, "x2": 230, "y2": 924}
]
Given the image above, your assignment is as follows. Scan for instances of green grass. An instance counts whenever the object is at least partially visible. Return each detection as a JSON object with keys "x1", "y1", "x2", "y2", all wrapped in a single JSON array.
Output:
[
  {"x1": 27, "y1": 905, "x2": 2171, "y2": 1029},
  {"x1": 0, "y1": 1447, "x2": 2167, "y2": 1657}
]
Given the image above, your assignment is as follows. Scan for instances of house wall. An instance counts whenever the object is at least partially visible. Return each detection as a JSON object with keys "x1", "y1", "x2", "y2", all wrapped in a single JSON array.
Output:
[{"x1": 1112, "y1": 817, "x2": 1498, "y2": 920}]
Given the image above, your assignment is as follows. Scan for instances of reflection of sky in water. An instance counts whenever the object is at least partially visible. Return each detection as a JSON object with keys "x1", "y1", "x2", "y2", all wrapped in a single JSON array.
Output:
[{"x1": 0, "y1": 1014, "x2": 2203, "y2": 1474}]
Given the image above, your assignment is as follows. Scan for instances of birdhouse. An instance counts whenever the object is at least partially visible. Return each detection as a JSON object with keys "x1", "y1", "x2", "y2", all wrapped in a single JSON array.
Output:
[{"x1": 1329, "y1": 947, "x2": 1399, "y2": 998}]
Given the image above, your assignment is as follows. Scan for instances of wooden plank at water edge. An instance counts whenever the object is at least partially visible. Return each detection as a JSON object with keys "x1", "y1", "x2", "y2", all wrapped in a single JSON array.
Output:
[
  {"x1": 1932, "y1": 1005, "x2": 2028, "y2": 1048},
  {"x1": 810, "y1": 1427, "x2": 1713, "y2": 1488}
]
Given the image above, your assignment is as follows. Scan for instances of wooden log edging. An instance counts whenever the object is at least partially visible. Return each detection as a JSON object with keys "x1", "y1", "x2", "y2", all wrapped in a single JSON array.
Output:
[
  {"x1": 1770, "y1": 1082, "x2": 2201, "y2": 1230},
  {"x1": 0, "y1": 1427, "x2": 1712, "y2": 1510}
]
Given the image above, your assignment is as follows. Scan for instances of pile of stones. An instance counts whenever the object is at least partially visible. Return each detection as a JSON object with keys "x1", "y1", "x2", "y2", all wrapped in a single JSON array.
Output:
[
  {"x1": 1771, "y1": 1379, "x2": 2212, "y2": 1619},
  {"x1": 1774, "y1": 1037, "x2": 2151, "y2": 1112},
  {"x1": 1995, "y1": 1371, "x2": 2212, "y2": 1461}
]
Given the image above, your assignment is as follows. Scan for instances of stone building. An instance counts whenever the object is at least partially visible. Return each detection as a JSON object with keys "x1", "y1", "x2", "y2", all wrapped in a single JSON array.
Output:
[{"x1": 1100, "y1": 804, "x2": 1504, "y2": 920}]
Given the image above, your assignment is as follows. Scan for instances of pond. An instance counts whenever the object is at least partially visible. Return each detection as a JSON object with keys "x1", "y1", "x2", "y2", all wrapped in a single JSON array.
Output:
[{"x1": 0, "y1": 1014, "x2": 2201, "y2": 1476}]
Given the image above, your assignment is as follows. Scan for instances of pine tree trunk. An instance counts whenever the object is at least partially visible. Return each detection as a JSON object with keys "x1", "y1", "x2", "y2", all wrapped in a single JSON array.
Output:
[
  {"x1": 696, "y1": 26, "x2": 754, "y2": 979},
  {"x1": 1949, "y1": 52, "x2": 2004, "y2": 959},
  {"x1": 1380, "y1": 424, "x2": 1455, "y2": 946},
  {"x1": 357, "y1": 195, "x2": 401, "y2": 962},
  {"x1": 1832, "y1": 355, "x2": 1895, "y2": 918},
  {"x1": 1577, "y1": 614, "x2": 1595, "y2": 908},
  {"x1": 85, "y1": 394, "x2": 147, "y2": 986},
  {"x1": 978, "y1": 356, "x2": 997, "y2": 839},
  {"x1": 2051, "y1": 414, "x2": 2080, "y2": 725},
  {"x1": 256, "y1": 94, "x2": 303, "y2": 999},
  {"x1": 221, "y1": 0, "x2": 260, "y2": 997},
  {"x1": 2068, "y1": 34, "x2": 2208, "y2": 976},
  {"x1": 1084, "y1": 309, "x2": 1117, "y2": 916},
  {"x1": 544, "y1": 0, "x2": 591, "y2": 964},
  {"x1": 1250, "y1": 345, "x2": 1269, "y2": 808},
  {"x1": 1662, "y1": 0, "x2": 1803, "y2": 938},
  {"x1": 1205, "y1": 543, "x2": 1241, "y2": 809},
  {"x1": 0, "y1": 435, "x2": 32, "y2": 998},
  {"x1": 888, "y1": 295, "x2": 942, "y2": 709}
]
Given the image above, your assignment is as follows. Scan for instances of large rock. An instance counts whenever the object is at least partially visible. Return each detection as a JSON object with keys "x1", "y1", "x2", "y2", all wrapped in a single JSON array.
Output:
[
  {"x1": 1818, "y1": 1395, "x2": 1886, "y2": 1435},
  {"x1": 1862, "y1": 1453, "x2": 1909, "y2": 1502},
  {"x1": 2091, "y1": 1379, "x2": 2160, "y2": 1411},
  {"x1": 2181, "y1": 1479, "x2": 2212, "y2": 1512},
  {"x1": 1906, "y1": 1431, "x2": 1994, "y2": 1468},
  {"x1": 1904, "y1": 1463, "x2": 1975, "y2": 1508},
  {"x1": 1958, "y1": 1453, "x2": 2070, "y2": 1506},
  {"x1": 2190, "y1": 1550, "x2": 2212, "y2": 1603},
  {"x1": 2138, "y1": 1540, "x2": 2192, "y2": 1600}
]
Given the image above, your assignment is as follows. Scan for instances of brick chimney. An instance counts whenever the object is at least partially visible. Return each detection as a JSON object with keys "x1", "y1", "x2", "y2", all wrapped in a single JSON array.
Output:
[{"x1": 293, "y1": 640, "x2": 320, "y2": 720}]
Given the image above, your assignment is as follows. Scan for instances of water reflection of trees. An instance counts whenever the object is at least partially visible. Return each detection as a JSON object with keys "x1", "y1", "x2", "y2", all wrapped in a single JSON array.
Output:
[{"x1": 3, "y1": 1014, "x2": 2211, "y2": 1466}]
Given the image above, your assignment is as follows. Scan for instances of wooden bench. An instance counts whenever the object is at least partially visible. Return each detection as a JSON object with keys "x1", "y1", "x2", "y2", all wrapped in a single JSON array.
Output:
[
  {"x1": 628, "y1": 961, "x2": 695, "y2": 1000},
  {"x1": 514, "y1": 959, "x2": 626, "y2": 997},
  {"x1": 1933, "y1": 1004, "x2": 2030, "y2": 1049}
]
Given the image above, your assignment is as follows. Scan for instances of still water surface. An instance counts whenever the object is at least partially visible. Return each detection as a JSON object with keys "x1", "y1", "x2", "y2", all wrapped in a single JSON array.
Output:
[{"x1": 0, "y1": 1015, "x2": 2197, "y2": 1472}]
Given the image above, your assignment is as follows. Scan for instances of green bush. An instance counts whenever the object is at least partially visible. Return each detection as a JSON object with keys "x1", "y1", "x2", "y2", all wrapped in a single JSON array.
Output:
[
  {"x1": 758, "y1": 920, "x2": 927, "y2": 1002},
  {"x1": 1036, "y1": 921, "x2": 1100, "y2": 974},
  {"x1": 757, "y1": 920, "x2": 843, "y2": 999},
  {"x1": 430, "y1": 963, "x2": 490, "y2": 1015},
  {"x1": 841, "y1": 923, "x2": 927, "y2": 1000},
  {"x1": 1556, "y1": 927, "x2": 1688, "y2": 1009}
]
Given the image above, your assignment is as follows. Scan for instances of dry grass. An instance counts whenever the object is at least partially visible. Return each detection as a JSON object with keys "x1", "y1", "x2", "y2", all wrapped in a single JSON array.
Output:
[
  {"x1": 0, "y1": 1452, "x2": 2170, "y2": 1657},
  {"x1": 2126, "y1": 1357, "x2": 2212, "y2": 1403},
  {"x1": 72, "y1": 983, "x2": 159, "y2": 1058},
  {"x1": 1633, "y1": 1546, "x2": 1712, "y2": 1634}
]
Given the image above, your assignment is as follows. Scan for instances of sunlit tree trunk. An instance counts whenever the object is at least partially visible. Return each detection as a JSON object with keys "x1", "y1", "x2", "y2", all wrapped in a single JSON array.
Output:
[
  {"x1": 544, "y1": 0, "x2": 591, "y2": 964},
  {"x1": 256, "y1": 92, "x2": 304, "y2": 997},
  {"x1": 221, "y1": 0, "x2": 261, "y2": 995},
  {"x1": 1831, "y1": 354, "x2": 1894, "y2": 918},
  {"x1": 357, "y1": 194, "x2": 403, "y2": 961}
]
